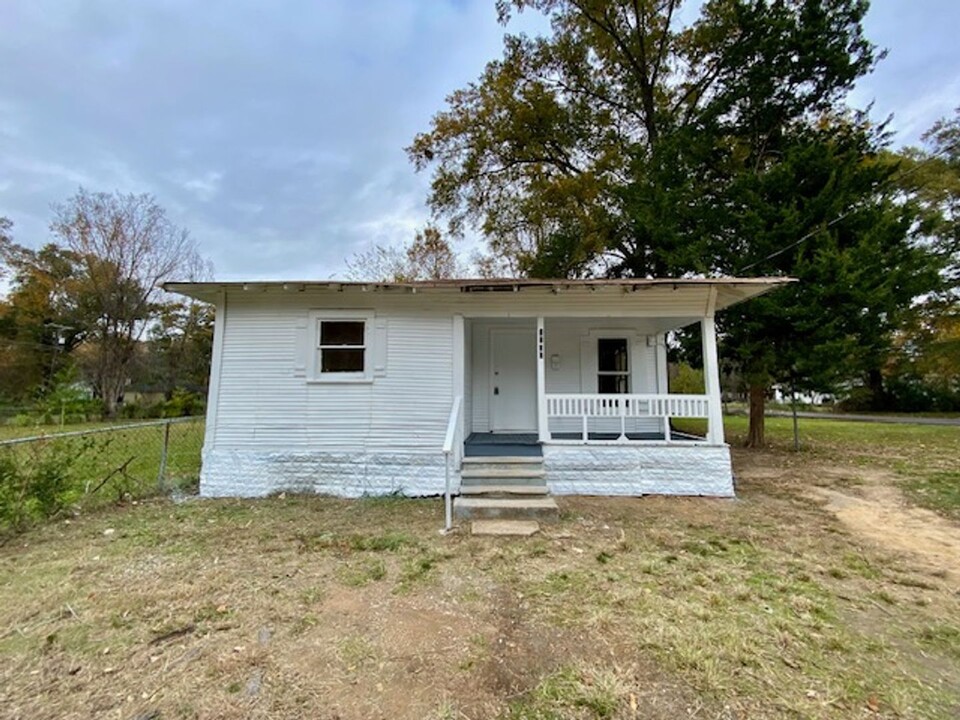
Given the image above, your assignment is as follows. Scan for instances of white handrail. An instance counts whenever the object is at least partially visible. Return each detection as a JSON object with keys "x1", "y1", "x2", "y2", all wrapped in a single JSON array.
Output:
[
  {"x1": 544, "y1": 392, "x2": 710, "y2": 443},
  {"x1": 545, "y1": 393, "x2": 709, "y2": 418},
  {"x1": 442, "y1": 395, "x2": 463, "y2": 533}
]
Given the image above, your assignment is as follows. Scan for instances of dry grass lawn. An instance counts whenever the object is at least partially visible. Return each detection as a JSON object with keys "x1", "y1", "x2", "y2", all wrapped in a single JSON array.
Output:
[{"x1": 1, "y1": 418, "x2": 959, "y2": 719}]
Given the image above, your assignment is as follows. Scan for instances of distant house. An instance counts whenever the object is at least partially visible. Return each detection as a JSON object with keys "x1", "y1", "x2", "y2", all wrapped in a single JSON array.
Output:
[{"x1": 166, "y1": 278, "x2": 787, "y2": 511}]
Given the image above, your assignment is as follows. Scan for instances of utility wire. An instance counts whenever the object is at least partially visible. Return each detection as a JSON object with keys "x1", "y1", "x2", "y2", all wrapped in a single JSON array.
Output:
[{"x1": 737, "y1": 138, "x2": 960, "y2": 274}]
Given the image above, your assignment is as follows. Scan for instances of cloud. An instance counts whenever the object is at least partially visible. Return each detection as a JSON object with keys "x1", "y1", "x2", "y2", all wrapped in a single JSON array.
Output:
[
  {"x1": 0, "y1": 0, "x2": 953, "y2": 281},
  {"x1": 178, "y1": 171, "x2": 223, "y2": 202}
]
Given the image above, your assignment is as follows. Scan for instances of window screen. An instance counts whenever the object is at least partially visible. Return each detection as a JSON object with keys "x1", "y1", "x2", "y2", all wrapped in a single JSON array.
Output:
[
  {"x1": 597, "y1": 338, "x2": 629, "y2": 394},
  {"x1": 318, "y1": 320, "x2": 365, "y2": 373}
]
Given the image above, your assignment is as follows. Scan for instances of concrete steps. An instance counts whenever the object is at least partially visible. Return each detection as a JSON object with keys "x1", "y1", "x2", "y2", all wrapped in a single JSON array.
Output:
[
  {"x1": 455, "y1": 454, "x2": 557, "y2": 522},
  {"x1": 459, "y1": 484, "x2": 548, "y2": 496},
  {"x1": 454, "y1": 496, "x2": 559, "y2": 520},
  {"x1": 471, "y1": 519, "x2": 541, "y2": 537}
]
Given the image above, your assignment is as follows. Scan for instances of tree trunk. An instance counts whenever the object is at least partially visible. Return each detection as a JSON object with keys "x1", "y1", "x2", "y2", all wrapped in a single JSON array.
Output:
[
  {"x1": 867, "y1": 368, "x2": 886, "y2": 410},
  {"x1": 746, "y1": 383, "x2": 766, "y2": 448}
]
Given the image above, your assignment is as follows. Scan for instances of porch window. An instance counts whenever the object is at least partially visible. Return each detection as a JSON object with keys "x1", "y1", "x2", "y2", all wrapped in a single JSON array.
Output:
[
  {"x1": 597, "y1": 338, "x2": 629, "y2": 394},
  {"x1": 317, "y1": 319, "x2": 366, "y2": 375}
]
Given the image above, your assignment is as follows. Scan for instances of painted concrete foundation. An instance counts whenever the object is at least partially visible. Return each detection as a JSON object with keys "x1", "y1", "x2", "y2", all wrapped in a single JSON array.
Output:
[
  {"x1": 543, "y1": 444, "x2": 735, "y2": 497},
  {"x1": 201, "y1": 444, "x2": 734, "y2": 499},
  {"x1": 200, "y1": 449, "x2": 448, "y2": 498}
]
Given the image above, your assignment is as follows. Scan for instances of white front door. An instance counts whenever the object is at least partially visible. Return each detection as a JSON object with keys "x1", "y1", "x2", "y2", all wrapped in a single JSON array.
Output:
[{"x1": 490, "y1": 327, "x2": 537, "y2": 432}]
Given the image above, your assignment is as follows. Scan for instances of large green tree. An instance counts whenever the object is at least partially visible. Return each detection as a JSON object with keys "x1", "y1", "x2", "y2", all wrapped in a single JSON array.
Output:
[
  {"x1": 881, "y1": 110, "x2": 960, "y2": 409},
  {"x1": 411, "y1": 0, "x2": 944, "y2": 445},
  {"x1": 0, "y1": 230, "x2": 90, "y2": 400}
]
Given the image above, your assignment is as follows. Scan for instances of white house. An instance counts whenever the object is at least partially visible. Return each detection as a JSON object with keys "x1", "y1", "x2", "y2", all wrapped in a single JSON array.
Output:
[{"x1": 165, "y1": 278, "x2": 788, "y2": 519}]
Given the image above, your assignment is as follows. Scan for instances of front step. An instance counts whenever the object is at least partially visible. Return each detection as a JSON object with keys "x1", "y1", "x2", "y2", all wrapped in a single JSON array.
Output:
[
  {"x1": 456, "y1": 454, "x2": 554, "y2": 522},
  {"x1": 461, "y1": 466, "x2": 546, "y2": 482},
  {"x1": 461, "y1": 457, "x2": 544, "y2": 473},
  {"x1": 471, "y1": 520, "x2": 541, "y2": 537},
  {"x1": 453, "y1": 496, "x2": 559, "y2": 520},
  {"x1": 460, "y1": 484, "x2": 548, "y2": 496},
  {"x1": 460, "y1": 456, "x2": 546, "y2": 488}
]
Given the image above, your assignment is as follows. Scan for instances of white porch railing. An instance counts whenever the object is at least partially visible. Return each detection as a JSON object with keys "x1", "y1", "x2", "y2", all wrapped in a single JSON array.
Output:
[
  {"x1": 545, "y1": 393, "x2": 709, "y2": 443},
  {"x1": 441, "y1": 395, "x2": 463, "y2": 533}
]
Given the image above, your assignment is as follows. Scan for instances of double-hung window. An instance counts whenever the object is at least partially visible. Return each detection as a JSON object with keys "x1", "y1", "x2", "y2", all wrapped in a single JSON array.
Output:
[
  {"x1": 597, "y1": 338, "x2": 629, "y2": 394},
  {"x1": 315, "y1": 315, "x2": 370, "y2": 380}
]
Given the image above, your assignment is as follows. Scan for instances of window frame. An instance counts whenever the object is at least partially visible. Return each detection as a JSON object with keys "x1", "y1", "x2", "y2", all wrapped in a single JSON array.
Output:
[
  {"x1": 596, "y1": 337, "x2": 630, "y2": 394},
  {"x1": 309, "y1": 310, "x2": 374, "y2": 383}
]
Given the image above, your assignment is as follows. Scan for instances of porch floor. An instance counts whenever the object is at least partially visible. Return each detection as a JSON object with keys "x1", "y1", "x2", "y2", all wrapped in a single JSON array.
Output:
[
  {"x1": 465, "y1": 433, "x2": 541, "y2": 457},
  {"x1": 464, "y1": 430, "x2": 704, "y2": 457}
]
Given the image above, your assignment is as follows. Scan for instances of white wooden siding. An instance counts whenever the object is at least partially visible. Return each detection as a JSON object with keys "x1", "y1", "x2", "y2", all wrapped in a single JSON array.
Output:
[
  {"x1": 213, "y1": 294, "x2": 452, "y2": 454},
  {"x1": 211, "y1": 290, "x2": 702, "y2": 454}
]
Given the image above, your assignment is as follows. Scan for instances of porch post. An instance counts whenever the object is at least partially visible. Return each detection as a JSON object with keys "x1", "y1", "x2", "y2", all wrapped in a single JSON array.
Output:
[
  {"x1": 452, "y1": 314, "x2": 465, "y2": 459},
  {"x1": 701, "y1": 309, "x2": 725, "y2": 445},
  {"x1": 536, "y1": 316, "x2": 548, "y2": 443}
]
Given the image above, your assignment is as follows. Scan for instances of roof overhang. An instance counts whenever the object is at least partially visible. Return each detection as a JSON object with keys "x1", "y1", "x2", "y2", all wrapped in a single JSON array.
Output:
[{"x1": 163, "y1": 276, "x2": 794, "y2": 313}]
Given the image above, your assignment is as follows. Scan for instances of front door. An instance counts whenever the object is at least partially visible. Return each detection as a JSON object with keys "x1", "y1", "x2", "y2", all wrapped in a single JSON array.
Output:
[{"x1": 490, "y1": 327, "x2": 537, "y2": 432}]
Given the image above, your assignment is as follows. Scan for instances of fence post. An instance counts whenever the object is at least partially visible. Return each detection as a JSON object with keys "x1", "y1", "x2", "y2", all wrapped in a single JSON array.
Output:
[{"x1": 157, "y1": 420, "x2": 172, "y2": 491}]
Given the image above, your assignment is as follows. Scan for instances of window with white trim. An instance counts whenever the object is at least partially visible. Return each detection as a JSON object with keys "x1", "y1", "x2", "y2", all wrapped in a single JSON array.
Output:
[
  {"x1": 597, "y1": 338, "x2": 629, "y2": 394},
  {"x1": 312, "y1": 313, "x2": 372, "y2": 380}
]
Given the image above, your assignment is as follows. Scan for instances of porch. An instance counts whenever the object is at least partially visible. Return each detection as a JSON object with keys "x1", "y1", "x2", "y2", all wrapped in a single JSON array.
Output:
[{"x1": 454, "y1": 308, "x2": 725, "y2": 450}]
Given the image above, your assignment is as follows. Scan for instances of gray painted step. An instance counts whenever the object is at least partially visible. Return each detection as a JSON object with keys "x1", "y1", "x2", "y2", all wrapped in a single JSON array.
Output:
[
  {"x1": 462, "y1": 456, "x2": 543, "y2": 465},
  {"x1": 454, "y1": 496, "x2": 559, "y2": 521},
  {"x1": 461, "y1": 475, "x2": 547, "y2": 488},
  {"x1": 459, "y1": 484, "x2": 549, "y2": 496},
  {"x1": 461, "y1": 458, "x2": 545, "y2": 473},
  {"x1": 461, "y1": 467, "x2": 546, "y2": 480},
  {"x1": 471, "y1": 520, "x2": 540, "y2": 537}
]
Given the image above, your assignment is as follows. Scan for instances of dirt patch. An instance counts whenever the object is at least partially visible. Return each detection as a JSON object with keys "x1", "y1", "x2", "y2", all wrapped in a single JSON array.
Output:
[
  {"x1": 810, "y1": 483, "x2": 960, "y2": 586},
  {"x1": 736, "y1": 452, "x2": 960, "y2": 589}
]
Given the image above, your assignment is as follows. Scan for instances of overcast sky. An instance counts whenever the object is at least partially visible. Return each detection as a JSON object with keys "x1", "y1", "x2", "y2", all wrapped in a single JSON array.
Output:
[{"x1": 1, "y1": 1, "x2": 958, "y2": 281}]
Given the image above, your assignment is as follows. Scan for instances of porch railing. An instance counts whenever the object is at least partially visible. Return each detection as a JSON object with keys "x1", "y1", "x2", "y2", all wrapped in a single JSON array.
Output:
[
  {"x1": 441, "y1": 395, "x2": 463, "y2": 533},
  {"x1": 545, "y1": 393, "x2": 709, "y2": 443}
]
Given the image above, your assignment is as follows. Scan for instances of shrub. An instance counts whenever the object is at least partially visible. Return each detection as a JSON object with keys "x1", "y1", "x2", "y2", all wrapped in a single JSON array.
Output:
[
  {"x1": 162, "y1": 388, "x2": 205, "y2": 417},
  {"x1": 0, "y1": 438, "x2": 91, "y2": 535},
  {"x1": 671, "y1": 363, "x2": 705, "y2": 394}
]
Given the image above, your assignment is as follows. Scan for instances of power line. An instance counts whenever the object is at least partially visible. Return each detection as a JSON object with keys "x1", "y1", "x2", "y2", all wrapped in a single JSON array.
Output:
[{"x1": 737, "y1": 139, "x2": 960, "y2": 274}]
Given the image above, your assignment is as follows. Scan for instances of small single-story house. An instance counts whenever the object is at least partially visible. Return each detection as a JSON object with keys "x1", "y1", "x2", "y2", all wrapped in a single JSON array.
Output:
[{"x1": 165, "y1": 278, "x2": 787, "y2": 508}]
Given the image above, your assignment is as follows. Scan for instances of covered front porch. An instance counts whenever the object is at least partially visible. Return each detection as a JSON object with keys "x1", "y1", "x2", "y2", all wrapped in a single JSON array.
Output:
[{"x1": 455, "y1": 302, "x2": 725, "y2": 450}]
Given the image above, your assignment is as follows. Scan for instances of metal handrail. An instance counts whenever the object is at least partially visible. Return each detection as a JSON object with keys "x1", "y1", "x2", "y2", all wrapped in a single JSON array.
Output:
[{"x1": 441, "y1": 395, "x2": 463, "y2": 533}]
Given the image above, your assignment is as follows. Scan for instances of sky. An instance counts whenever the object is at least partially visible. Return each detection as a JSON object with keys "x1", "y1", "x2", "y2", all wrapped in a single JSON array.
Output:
[{"x1": 1, "y1": 0, "x2": 958, "y2": 282}]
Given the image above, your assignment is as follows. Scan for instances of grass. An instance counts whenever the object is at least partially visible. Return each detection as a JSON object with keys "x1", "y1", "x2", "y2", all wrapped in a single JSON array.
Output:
[
  {"x1": 1, "y1": 419, "x2": 959, "y2": 718},
  {"x1": 0, "y1": 418, "x2": 204, "y2": 534},
  {"x1": 679, "y1": 414, "x2": 960, "y2": 518}
]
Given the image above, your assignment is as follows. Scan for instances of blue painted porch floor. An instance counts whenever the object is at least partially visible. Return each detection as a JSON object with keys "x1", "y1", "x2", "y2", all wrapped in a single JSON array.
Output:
[
  {"x1": 464, "y1": 433, "x2": 542, "y2": 457},
  {"x1": 464, "y1": 431, "x2": 704, "y2": 457}
]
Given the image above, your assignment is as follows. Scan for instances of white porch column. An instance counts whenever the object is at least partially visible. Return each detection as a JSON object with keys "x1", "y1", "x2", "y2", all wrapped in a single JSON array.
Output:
[
  {"x1": 452, "y1": 314, "x2": 465, "y2": 460},
  {"x1": 536, "y1": 316, "x2": 548, "y2": 442},
  {"x1": 701, "y1": 313, "x2": 725, "y2": 445}
]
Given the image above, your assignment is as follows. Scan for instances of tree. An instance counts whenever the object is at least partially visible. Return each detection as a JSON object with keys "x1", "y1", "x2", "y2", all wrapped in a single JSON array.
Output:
[
  {"x1": 142, "y1": 300, "x2": 215, "y2": 399},
  {"x1": 50, "y1": 189, "x2": 204, "y2": 416},
  {"x1": 410, "y1": 0, "x2": 944, "y2": 446},
  {"x1": 0, "y1": 229, "x2": 90, "y2": 400},
  {"x1": 345, "y1": 225, "x2": 462, "y2": 281},
  {"x1": 880, "y1": 109, "x2": 960, "y2": 410}
]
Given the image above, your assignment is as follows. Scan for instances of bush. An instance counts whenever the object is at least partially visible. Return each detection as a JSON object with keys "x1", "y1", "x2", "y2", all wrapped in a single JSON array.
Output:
[
  {"x1": 34, "y1": 367, "x2": 103, "y2": 424},
  {"x1": 118, "y1": 389, "x2": 205, "y2": 420},
  {"x1": 162, "y1": 388, "x2": 205, "y2": 417},
  {"x1": 671, "y1": 363, "x2": 705, "y2": 394},
  {"x1": 0, "y1": 438, "x2": 91, "y2": 535}
]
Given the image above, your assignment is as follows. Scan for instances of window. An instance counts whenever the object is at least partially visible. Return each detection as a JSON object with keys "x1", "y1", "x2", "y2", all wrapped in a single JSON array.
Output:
[
  {"x1": 597, "y1": 338, "x2": 629, "y2": 394},
  {"x1": 317, "y1": 319, "x2": 366, "y2": 376}
]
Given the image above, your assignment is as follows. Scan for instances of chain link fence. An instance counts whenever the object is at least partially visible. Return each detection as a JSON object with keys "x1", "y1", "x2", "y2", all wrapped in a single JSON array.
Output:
[{"x1": 0, "y1": 417, "x2": 204, "y2": 535}]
